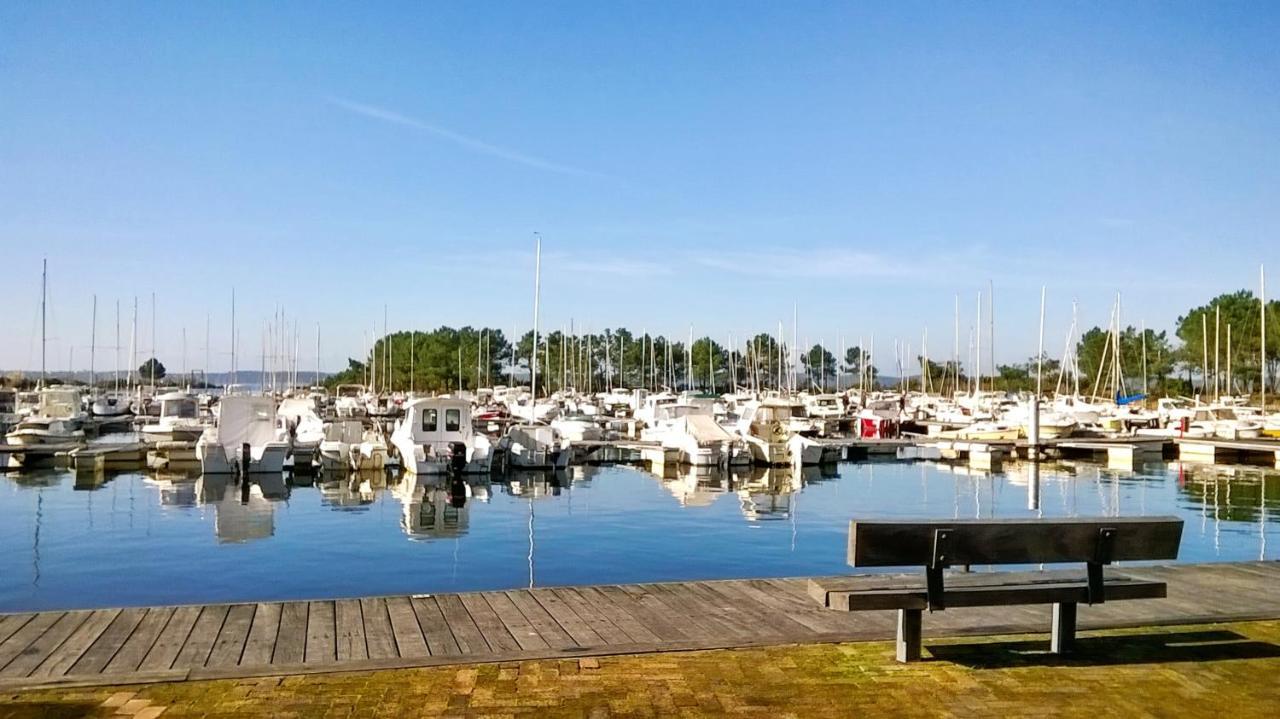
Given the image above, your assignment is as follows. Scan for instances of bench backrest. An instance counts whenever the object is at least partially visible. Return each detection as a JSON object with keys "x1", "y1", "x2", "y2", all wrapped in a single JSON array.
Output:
[{"x1": 848, "y1": 517, "x2": 1183, "y2": 568}]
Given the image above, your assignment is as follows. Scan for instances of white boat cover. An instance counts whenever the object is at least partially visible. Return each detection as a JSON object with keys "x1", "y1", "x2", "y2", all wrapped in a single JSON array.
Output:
[
  {"x1": 677, "y1": 414, "x2": 733, "y2": 443},
  {"x1": 215, "y1": 396, "x2": 279, "y2": 461}
]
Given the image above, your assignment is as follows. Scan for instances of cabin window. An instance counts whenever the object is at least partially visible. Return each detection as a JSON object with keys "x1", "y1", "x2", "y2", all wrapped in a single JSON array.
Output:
[
  {"x1": 422, "y1": 408, "x2": 438, "y2": 432},
  {"x1": 445, "y1": 409, "x2": 461, "y2": 432}
]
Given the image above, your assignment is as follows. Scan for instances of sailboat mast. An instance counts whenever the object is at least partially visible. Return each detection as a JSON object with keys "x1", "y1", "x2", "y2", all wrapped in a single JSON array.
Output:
[
  {"x1": 40, "y1": 258, "x2": 47, "y2": 387},
  {"x1": 975, "y1": 290, "x2": 982, "y2": 395},
  {"x1": 115, "y1": 300, "x2": 121, "y2": 392},
  {"x1": 1262, "y1": 264, "x2": 1268, "y2": 410},
  {"x1": 230, "y1": 289, "x2": 237, "y2": 386},
  {"x1": 90, "y1": 294, "x2": 97, "y2": 392},
  {"x1": 988, "y1": 280, "x2": 995, "y2": 393},
  {"x1": 531, "y1": 233, "x2": 542, "y2": 400},
  {"x1": 1036, "y1": 286, "x2": 1045, "y2": 398},
  {"x1": 150, "y1": 292, "x2": 156, "y2": 388}
]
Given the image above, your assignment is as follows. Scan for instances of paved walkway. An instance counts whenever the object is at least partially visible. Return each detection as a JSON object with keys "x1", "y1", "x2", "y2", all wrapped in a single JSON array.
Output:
[
  {"x1": 1, "y1": 561, "x2": 1278, "y2": 691},
  {"x1": 3, "y1": 620, "x2": 1280, "y2": 717}
]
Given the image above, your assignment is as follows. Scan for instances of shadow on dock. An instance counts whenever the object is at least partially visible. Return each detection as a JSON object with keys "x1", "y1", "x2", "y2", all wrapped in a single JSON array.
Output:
[{"x1": 926, "y1": 629, "x2": 1280, "y2": 668}]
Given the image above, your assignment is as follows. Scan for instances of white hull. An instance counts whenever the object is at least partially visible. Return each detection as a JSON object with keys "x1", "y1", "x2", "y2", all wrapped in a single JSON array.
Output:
[{"x1": 198, "y1": 441, "x2": 289, "y2": 475}]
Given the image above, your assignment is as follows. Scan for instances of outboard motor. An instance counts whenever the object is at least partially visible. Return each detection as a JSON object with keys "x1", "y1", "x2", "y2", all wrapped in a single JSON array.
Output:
[{"x1": 447, "y1": 441, "x2": 468, "y2": 474}]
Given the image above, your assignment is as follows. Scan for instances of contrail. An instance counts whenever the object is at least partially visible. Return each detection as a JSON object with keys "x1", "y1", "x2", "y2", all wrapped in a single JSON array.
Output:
[{"x1": 326, "y1": 96, "x2": 608, "y2": 179}]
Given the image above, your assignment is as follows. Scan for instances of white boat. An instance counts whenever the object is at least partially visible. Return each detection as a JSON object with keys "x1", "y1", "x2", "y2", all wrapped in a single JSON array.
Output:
[
  {"x1": 333, "y1": 384, "x2": 369, "y2": 418},
  {"x1": 90, "y1": 392, "x2": 133, "y2": 418},
  {"x1": 4, "y1": 388, "x2": 87, "y2": 446},
  {"x1": 500, "y1": 423, "x2": 569, "y2": 469},
  {"x1": 550, "y1": 414, "x2": 602, "y2": 442},
  {"x1": 391, "y1": 397, "x2": 493, "y2": 474},
  {"x1": 196, "y1": 395, "x2": 289, "y2": 475},
  {"x1": 734, "y1": 399, "x2": 794, "y2": 466},
  {"x1": 801, "y1": 393, "x2": 845, "y2": 420},
  {"x1": 318, "y1": 418, "x2": 389, "y2": 473},
  {"x1": 140, "y1": 391, "x2": 206, "y2": 442},
  {"x1": 277, "y1": 396, "x2": 326, "y2": 464}
]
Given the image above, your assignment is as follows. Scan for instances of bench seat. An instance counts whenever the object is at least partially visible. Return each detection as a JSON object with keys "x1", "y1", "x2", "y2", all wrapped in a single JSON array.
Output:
[{"x1": 809, "y1": 569, "x2": 1167, "y2": 611}]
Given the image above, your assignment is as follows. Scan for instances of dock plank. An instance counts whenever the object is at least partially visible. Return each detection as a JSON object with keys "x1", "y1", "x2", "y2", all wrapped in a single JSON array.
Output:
[
  {"x1": 0, "y1": 612, "x2": 63, "y2": 672},
  {"x1": 103, "y1": 608, "x2": 173, "y2": 674},
  {"x1": 359, "y1": 598, "x2": 398, "y2": 660},
  {"x1": 29, "y1": 610, "x2": 120, "y2": 678},
  {"x1": 206, "y1": 604, "x2": 255, "y2": 668},
  {"x1": 70, "y1": 608, "x2": 147, "y2": 675},
  {"x1": 483, "y1": 592, "x2": 548, "y2": 651},
  {"x1": 0, "y1": 611, "x2": 89, "y2": 678},
  {"x1": 384, "y1": 597, "x2": 428, "y2": 659},
  {"x1": 138, "y1": 605, "x2": 200, "y2": 671},
  {"x1": 549, "y1": 587, "x2": 633, "y2": 645},
  {"x1": 599, "y1": 585, "x2": 686, "y2": 642},
  {"x1": 529, "y1": 589, "x2": 604, "y2": 648},
  {"x1": 171, "y1": 605, "x2": 228, "y2": 670},
  {"x1": 240, "y1": 603, "x2": 281, "y2": 667},
  {"x1": 0, "y1": 615, "x2": 35, "y2": 646},
  {"x1": 459, "y1": 594, "x2": 520, "y2": 653},
  {"x1": 506, "y1": 591, "x2": 576, "y2": 650},
  {"x1": 621, "y1": 584, "x2": 712, "y2": 640},
  {"x1": 272, "y1": 602, "x2": 308, "y2": 665},
  {"x1": 304, "y1": 601, "x2": 336, "y2": 665},
  {"x1": 335, "y1": 599, "x2": 368, "y2": 662},
  {"x1": 411, "y1": 597, "x2": 460, "y2": 656},
  {"x1": 436, "y1": 594, "x2": 489, "y2": 655},
  {"x1": 573, "y1": 586, "x2": 662, "y2": 644}
]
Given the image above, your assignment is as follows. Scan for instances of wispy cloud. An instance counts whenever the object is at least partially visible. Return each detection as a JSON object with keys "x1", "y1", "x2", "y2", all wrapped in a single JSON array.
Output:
[
  {"x1": 326, "y1": 96, "x2": 607, "y2": 179},
  {"x1": 693, "y1": 249, "x2": 915, "y2": 279}
]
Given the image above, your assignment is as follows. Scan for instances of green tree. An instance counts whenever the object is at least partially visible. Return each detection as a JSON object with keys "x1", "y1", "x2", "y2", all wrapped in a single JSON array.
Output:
[
  {"x1": 842, "y1": 346, "x2": 877, "y2": 388},
  {"x1": 801, "y1": 344, "x2": 836, "y2": 391},
  {"x1": 1175, "y1": 291, "x2": 1280, "y2": 394},
  {"x1": 689, "y1": 338, "x2": 729, "y2": 392},
  {"x1": 138, "y1": 357, "x2": 166, "y2": 382}
]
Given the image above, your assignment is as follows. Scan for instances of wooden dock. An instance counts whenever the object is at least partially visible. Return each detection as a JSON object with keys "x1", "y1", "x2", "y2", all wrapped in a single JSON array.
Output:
[{"x1": 1, "y1": 561, "x2": 1277, "y2": 691}]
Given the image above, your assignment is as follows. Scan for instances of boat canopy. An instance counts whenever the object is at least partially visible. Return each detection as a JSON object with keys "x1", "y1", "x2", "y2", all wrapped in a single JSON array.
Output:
[{"x1": 216, "y1": 396, "x2": 279, "y2": 459}]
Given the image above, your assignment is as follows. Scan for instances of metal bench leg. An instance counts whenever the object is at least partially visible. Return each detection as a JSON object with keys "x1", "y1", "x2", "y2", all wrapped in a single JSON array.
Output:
[
  {"x1": 1051, "y1": 602, "x2": 1077, "y2": 654},
  {"x1": 896, "y1": 609, "x2": 922, "y2": 662}
]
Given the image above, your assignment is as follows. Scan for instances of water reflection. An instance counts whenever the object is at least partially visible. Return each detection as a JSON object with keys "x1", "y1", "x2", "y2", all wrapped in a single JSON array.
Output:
[
  {"x1": 195, "y1": 474, "x2": 289, "y2": 543},
  {"x1": 3, "y1": 458, "x2": 1280, "y2": 611}
]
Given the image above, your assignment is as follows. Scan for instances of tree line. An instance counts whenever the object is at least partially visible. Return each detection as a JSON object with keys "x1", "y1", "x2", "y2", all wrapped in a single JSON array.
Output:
[{"x1": 322, "y1": 291, "x2": 1280, "y2": 398}]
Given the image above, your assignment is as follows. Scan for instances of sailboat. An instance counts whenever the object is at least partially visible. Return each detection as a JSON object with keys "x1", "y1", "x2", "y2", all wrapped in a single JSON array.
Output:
[{"x1": 6, "y1": 260, "x2": 87, "y2": 446}]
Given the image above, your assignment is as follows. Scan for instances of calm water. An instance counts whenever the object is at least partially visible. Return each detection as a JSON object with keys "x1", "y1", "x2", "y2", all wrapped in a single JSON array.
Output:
[{"x1": 1, "y1": 460, "x2": 1277, "y2": 612}]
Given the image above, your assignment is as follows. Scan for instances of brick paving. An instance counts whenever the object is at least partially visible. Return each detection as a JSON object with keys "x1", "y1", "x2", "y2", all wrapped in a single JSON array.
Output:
[{"x1": 3, "y1": 620, "x2": 1279, "y2": 718}]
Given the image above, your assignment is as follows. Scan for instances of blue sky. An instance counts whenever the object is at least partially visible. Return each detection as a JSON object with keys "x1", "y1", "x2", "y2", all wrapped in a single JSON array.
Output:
[{"x1": 1, "y1": 1, "x2": 1277, "y2": 374}]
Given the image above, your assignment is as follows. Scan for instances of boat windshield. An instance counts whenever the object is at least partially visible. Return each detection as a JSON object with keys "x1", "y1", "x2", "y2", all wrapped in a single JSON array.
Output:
[{"x1": 162, "y1": 399, "x2": 198, "y2": 419}]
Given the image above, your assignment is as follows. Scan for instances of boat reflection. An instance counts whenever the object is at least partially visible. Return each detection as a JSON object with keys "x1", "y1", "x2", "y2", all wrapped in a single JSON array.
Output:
[
  {"x1": 391, "y1": 474, "x2": 490, "y2": 539},
  {"x1": 319, "y1": 470, "x2": 387, "y2": 510},
  {"x1": 194, "y1": 474, "x2": 289, "y2": 544}
]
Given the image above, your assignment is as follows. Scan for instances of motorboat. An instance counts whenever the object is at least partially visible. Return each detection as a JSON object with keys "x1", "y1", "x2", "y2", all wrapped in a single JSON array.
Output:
[
  {"x1": 196, "y1": 395, "x2": 290, "y2": 475},
  {"x1": 499, "y1": 423, "x2": 570, "y2": 469},
  {"x1": 277, "y1": 396, "x2": 326, "y2": 466},
  {"x1": 4, "y1": 388, "x2": 87, "y2": 446},
  {"x1": 550, "y1": 414, "x2": 602, "y2": 442},
  {"x1": 390, "y1": 397, "x2": 493, "y2": 474},
  {"x1": 734, "y1": 398, "x2": 795, "y2": 466},
  {"x1": 318, "y1": 418, "x2": 390, "y2": 473},
  {"x1": 801, "y1": 393, "x2": 845, "y2": 420},
  {"x1": 333, "y1": 384, "x2": 369, "y2": 418},
  {"x1": 90, "y1": 392, "x2": 132, "y2": 418},
  {"x1": 140, "y1": 391, "x2": 206, "y2": 442}
]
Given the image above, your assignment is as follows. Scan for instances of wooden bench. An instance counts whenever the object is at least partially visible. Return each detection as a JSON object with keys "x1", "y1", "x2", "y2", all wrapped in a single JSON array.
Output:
[{"x1": 808, "y1": 517, "x2": 1184, "y2": 662}]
